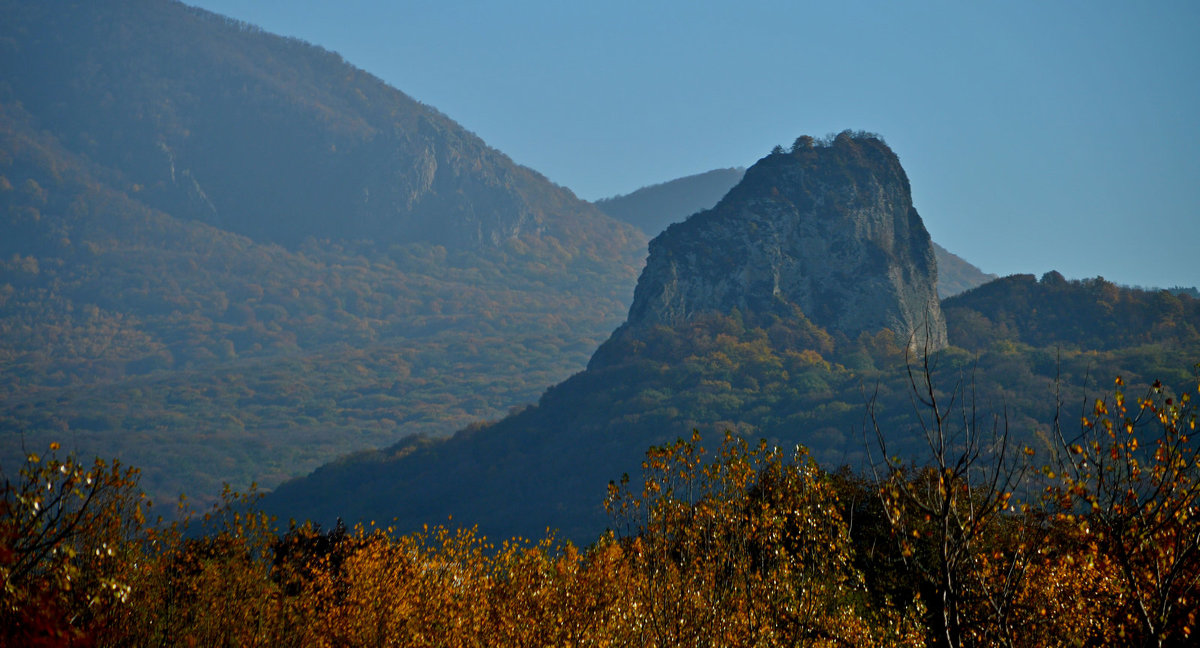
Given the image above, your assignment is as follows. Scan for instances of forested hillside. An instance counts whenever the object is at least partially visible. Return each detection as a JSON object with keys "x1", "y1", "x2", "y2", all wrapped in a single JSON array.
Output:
[
  {"x1": 944, "y1": 271, "x2": 1200, "y2": 351},
  {"x1": 268, "y1": 138, "x2": 1200, "y2": 543},
  {"x1": 0, "y1": 0, "x2": 644, "y2": 508},
  {"x1": 271, "y1": 269, "x2": 1200, "y2": 542}
]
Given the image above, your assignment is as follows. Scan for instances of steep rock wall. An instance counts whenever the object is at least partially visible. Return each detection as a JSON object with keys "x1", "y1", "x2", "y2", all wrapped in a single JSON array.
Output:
[{"x1": 622, "y1": 132, "x2": 947, "y2": 351}]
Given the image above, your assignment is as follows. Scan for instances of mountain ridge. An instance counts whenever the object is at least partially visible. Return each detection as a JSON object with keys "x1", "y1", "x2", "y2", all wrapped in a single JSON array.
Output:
[
  {"x1": 267, "y1": 272, "x2": 1200, "y2": 543},
  {"x1": 265, "y1": 130, "x2": 1200, "y2": 541},
  {"x1": 620, "y1": 133, "x2": 947, "y2": 351},
  {"x1": 594, "y1": 167, "x2": 747, "y2": 238},
  {"x1": 265, "y1": 134, "x2": 987, "y2": 540}
]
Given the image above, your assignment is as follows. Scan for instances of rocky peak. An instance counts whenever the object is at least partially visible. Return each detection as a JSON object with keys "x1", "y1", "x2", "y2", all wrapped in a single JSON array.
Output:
[{"x1": 621, "y1": 131, "x2": 948, "y2": 351}]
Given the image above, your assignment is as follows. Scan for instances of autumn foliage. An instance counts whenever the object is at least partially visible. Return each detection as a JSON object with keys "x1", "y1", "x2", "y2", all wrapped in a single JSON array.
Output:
[{"x1": 3, "y1": 371, "x2": 1198, "y2": 646}]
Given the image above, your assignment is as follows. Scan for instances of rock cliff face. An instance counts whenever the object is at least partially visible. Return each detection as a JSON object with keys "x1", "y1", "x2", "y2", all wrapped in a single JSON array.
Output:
[{"x1": 622, "y1": 132, "x2": 948, "y2": 351}]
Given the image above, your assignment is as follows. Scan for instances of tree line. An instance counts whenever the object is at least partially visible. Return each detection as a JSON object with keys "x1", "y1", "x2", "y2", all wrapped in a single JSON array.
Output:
[{"x1": 3, "y1": 362, "x2": 1197, "y2": 646}]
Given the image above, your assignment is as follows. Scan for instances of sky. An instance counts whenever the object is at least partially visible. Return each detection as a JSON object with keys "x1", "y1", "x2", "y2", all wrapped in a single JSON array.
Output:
[{"x1": 185, "y1": 0, "x2": 1200, "y2": 289}]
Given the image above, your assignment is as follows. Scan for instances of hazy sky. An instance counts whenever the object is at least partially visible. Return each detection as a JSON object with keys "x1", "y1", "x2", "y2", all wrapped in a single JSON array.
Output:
[{"x1": 185, "y1": 0, "x2": 1200, "y2": 289}]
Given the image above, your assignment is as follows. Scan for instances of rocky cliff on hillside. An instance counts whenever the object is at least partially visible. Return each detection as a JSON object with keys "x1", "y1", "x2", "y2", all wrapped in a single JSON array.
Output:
[
  {"x1": 594, "y1": 166, "x2": 993, "y2": 299},
  {"x1": 0, "y1": 0, "x2": 631, "y2": 252},
  {"x1": 619, "y1": 132, "x2": 947, "y2": 352}
]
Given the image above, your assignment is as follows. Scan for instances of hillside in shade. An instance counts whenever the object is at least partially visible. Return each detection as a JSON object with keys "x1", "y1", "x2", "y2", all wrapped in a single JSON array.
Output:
[
  {"x1": 933, "y1": 245, "x2": 996, "y2": 297},
  {"x1": 0, "y1": 0, "x2": 644, "y2": 508},
  {"x1": 265, "y1": 133, "x2": 1197, "y2": 543},
  {"x1": 594, "y1": 167, "x2": 747, "y2": 239}
]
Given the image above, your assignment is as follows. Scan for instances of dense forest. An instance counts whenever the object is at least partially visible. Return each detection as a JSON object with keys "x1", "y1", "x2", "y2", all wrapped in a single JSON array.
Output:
[
  {"x1": 267, "y1": 269, "x2": 1200, "y2": 542},
  {"x1": 5, "y1": 362, "x2": 1198, "y2": 645}
]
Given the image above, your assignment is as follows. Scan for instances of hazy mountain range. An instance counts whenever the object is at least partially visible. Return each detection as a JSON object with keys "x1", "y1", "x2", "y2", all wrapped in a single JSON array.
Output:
[{"x1": 0, "y1": 0, "x2": 643, "y2": 507}]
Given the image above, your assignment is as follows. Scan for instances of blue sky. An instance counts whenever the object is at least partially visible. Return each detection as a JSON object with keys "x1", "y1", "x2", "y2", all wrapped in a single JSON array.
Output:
[{"x1": 186, "y1": 1, "x2": 1200, "y2": 289}]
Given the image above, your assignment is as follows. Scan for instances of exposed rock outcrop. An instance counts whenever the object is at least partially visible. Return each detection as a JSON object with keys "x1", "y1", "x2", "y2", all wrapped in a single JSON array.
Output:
[
  {"x1": 594, "y1": 167, "x2": 993, "y2": 299},
  {"x1": 619, "y1": 131, "x2": 947, "y2": 351}
]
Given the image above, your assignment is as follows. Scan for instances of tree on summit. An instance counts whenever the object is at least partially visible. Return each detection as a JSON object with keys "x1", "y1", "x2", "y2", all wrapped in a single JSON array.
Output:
[{"x1": 791, "y1": 135, "x2": 815, "y2": 152}]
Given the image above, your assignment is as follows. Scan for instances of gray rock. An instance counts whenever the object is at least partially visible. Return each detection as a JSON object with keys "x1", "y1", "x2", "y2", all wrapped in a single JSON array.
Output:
[{"x1": 624, "y1": 131, "x2": 947, "y2": 352}]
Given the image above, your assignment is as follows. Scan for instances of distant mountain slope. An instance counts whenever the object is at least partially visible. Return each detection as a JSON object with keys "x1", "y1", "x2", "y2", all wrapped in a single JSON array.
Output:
[
  {"x1": 0, "y1": 0, "x2": 644, "y2": 508},
  {"x1": 934, "y1": 244, "x2": 996, "y2": 297},
  {"x1": 594, "y1": 168, "x2": 746, "y2": 238},
  {"x1": 594, "y1": 166, "x2": 994, "y2": 298},
  {"x1": 0, "y1": 0, "x2": 635, "y2": 254}
]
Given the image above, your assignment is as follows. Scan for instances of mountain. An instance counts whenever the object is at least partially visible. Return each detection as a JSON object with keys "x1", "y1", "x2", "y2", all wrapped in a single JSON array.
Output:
[
  {"x1": 0, "y1": 0, "x2": 644, "y2": 508},
  {"x1": 0, "y1": 0, "x2": 635, "y2": 253},
  {"x1": 944, "y1": 271, "x2": 1200, "y2": 353},
  {"x1": 594, "y1": 168, "x2": 747, "y2": 237},
  {"x1": 264, "y1": 133, "x2": 982, "y2": 540},
  {"x1": 617, "y1": 133, "x2": 947, "y2": 352},
  {"x1": 267, "y1": 132, "x2": 1200, "y2": 542},
  {"x1": 934, "y1": 244, "x2": 996, "y2": 297},
  {"x1": 594, "y1": 166, "x2": 995, "y2": 299}
]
